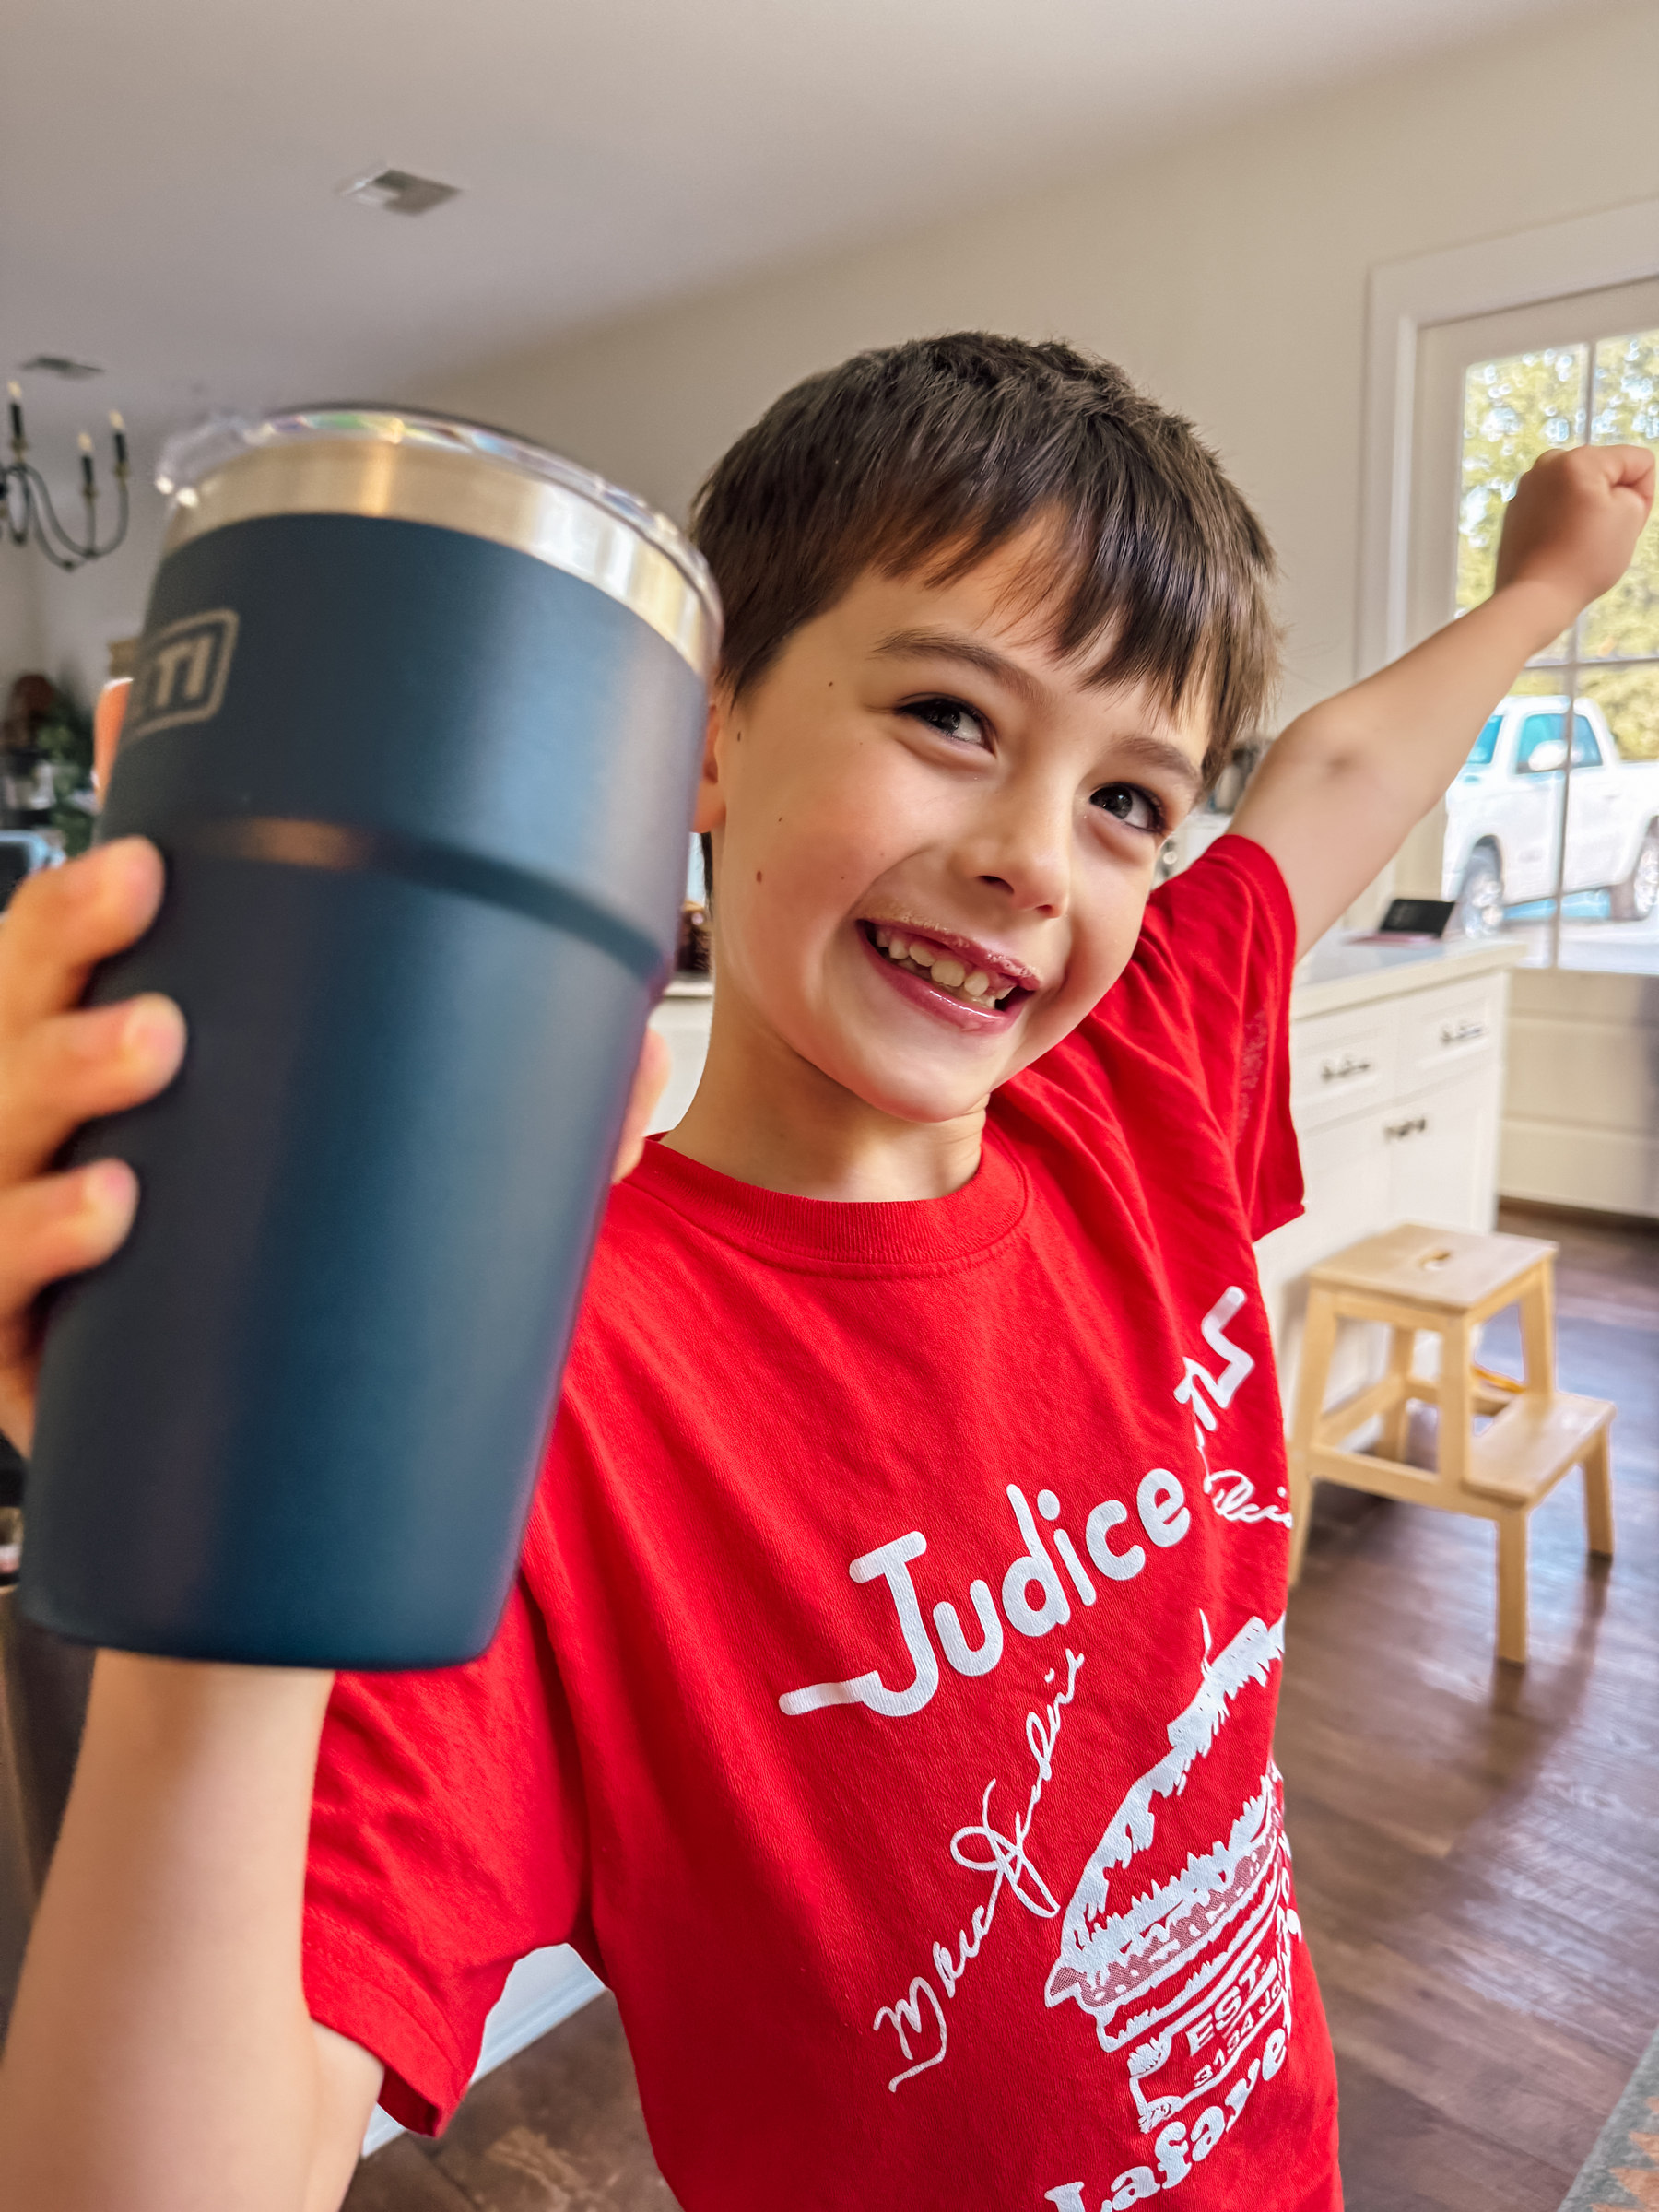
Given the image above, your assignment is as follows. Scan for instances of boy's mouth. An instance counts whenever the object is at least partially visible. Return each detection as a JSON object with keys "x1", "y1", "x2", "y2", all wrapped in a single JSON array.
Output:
[{"x1": 857, "y1": 920, "x2": 1033, "y2": 1018}]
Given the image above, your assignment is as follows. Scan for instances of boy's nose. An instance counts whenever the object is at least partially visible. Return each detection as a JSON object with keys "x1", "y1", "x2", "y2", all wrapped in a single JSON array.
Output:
[{"x1": 960, "y1": 788, "x2": 1071, "y2": 916}]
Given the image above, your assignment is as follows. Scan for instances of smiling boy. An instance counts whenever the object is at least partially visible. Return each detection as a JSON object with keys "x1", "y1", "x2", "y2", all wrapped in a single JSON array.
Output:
[{"x1": 0, "y1": 335, "x2": 1650, "y2": 2212}]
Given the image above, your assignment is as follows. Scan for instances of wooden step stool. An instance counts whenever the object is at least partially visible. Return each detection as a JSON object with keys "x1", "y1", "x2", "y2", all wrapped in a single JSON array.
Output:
[{"x1": 1287, "y1": 1221, "x2": 1614, "y2": 1664}]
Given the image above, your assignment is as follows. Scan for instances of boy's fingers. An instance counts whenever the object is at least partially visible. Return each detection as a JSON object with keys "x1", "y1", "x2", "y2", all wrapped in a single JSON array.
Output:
[
  {"x1": 0, "y1": 994, "x2": 186, "y2": 1188},
  {"x1": 1584, "y1": 441, "x2": 1654, "y2": 491},
  {"x1": 1562, "y1": 441, "x2": 1655, "y2": 510},
  {"x1": 0, "y1": 838, "x2": 167, "y2": 1039},
  {"x1": 0, "y1": 1160, "x2": 139, "y2": 1454},
  {"x1": 0, "y1": 1159, "x2": 138, "y2": 1298},
  {"x1": 1610, "y1": 441, "x2": 1657, "y2": 505}
]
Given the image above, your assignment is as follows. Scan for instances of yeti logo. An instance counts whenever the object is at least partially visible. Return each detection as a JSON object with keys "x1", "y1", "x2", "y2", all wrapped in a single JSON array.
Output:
[{"x1": 126, "y1": 609, "x2": 239, "y2": 742}]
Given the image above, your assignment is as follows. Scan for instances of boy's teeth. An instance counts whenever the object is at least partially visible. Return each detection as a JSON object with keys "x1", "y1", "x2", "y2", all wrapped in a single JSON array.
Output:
[{"x1": 873, "y1": 924, "x2": 1013, "y2": 1005}]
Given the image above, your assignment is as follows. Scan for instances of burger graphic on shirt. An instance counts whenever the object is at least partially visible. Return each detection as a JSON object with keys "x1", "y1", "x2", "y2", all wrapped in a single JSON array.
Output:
[{"x1": 1044, "y1": 1613, "x2": 1299, "y2": 2133}]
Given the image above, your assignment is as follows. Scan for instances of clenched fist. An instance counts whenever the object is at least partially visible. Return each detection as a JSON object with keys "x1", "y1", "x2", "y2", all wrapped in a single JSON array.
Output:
[{"x1": 1497, "y1": 441, "x2": 1655, "y2": 637}]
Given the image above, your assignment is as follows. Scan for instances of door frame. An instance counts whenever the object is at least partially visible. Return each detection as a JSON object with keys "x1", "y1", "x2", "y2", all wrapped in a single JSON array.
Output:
[{"x1": 1357, "y1": 201, "x2": 1659, "y2": 1220}]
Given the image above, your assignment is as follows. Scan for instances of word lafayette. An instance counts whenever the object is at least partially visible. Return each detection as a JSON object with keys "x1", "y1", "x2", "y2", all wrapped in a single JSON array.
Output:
[
  {"x1": 779, "y1": 1476, "x2": 1189, "y2": 1722},
  {"x1": 1042, "y1": 2033, "x2": 1286, "y2": 2210}
]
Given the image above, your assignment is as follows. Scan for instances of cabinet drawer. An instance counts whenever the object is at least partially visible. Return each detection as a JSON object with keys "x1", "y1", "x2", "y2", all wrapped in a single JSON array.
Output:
[
  {"x1": 1258, "y1": 1108, "x2": 1394, "y2": 1292},
  {"x1": 1397, "y1": 978, "x2": 1503, "y2": 1089},
  {"x1": 1288, "y1": 1002, "x2": 1398, "y2": 1131},
  {"x1": 1381, "y1": 1065, "x2": 1501, "y2": 1234}
]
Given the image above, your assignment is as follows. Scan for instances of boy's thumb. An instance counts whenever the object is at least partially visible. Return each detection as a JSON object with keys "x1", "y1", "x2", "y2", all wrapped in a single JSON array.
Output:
[
  {"x1": 93, "y1": 677, "x2": 132, "y2": 799},
  {"x1": 612, "y1": 1026, "x2": 673, "y2": 1182}
]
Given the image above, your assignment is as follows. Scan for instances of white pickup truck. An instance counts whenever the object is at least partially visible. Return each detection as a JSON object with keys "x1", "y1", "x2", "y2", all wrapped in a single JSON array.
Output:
[{"x1": 1442, "y1": 693, "x2": 1659, "y2": 934}]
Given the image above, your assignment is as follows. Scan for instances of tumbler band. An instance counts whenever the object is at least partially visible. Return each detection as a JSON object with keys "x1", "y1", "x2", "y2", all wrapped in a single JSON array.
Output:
[
  {"x1": 158, "y1": 409, "x2": 720, "y2": 678},
  {"x1": 170, "y1": 816, "x2": 666, "y2": 983}
]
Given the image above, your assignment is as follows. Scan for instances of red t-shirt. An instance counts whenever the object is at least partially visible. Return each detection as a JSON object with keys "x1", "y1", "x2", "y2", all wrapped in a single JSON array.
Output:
[{"x1": 304, "y1": 834, "x2": 1342, "y2": 2210}]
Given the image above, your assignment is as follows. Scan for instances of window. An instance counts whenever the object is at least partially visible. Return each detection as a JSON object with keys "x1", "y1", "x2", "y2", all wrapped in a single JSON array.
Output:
[
  {"x1": 1465, "y1": 715, "x2": 1502, "y2": 770},
  {"x1": 1412, "y1": 274, "x2": 1659, "y2": 971}
]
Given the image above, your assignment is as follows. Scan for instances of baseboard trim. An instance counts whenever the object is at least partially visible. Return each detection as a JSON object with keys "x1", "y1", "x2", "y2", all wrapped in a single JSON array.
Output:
[{"x1": 1498, "y1": 1194, "x2": 1659, "y2": 1237}]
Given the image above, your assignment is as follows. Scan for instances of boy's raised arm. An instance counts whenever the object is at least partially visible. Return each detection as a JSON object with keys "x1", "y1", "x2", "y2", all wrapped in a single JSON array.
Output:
[{"x1": 1231, "y1": 441, "x2": 1655, "y2": 954}]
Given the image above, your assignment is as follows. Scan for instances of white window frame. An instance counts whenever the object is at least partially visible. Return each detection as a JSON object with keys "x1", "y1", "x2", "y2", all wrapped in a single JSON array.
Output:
[{"x1": 1358, "y1": 197, "x2": 1659, "y2": 679}]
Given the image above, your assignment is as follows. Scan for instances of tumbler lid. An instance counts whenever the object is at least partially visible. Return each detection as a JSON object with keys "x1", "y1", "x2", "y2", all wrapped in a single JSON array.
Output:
[{"x1": 156, "y1": 406, "x2": 722, "y2": 678}]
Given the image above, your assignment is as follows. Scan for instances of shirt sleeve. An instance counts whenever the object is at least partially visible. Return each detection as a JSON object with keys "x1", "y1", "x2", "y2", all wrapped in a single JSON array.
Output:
[
  {"x1": 302, "y1": 1571, "x2": 591, "y2": 2135},
  {"x1": 1040, "y1": 831, "x2": 1304, "y2": 1241}
]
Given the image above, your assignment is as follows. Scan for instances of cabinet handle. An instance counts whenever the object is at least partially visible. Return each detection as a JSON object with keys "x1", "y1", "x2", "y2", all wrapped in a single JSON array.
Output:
[
  {"x1": 1439, "y1": 1019, "x2": 1487, "y2": 1046},
  {"x1": 1383, "y1": 1114, "x2": 1429, "y2": 1141},
  {"x1": 1319, "y1": 1054, "x2": 1374, "y2": 1084}
]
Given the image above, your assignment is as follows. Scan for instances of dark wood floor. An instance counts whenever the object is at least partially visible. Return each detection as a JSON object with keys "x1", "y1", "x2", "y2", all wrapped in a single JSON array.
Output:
[
  {"x1": 1278, "y1": 1204, "x2": 1659, "y2": 2212},
  {"x1": 346, "y1": 1204, "x2": 1659, "y2": 2212}
]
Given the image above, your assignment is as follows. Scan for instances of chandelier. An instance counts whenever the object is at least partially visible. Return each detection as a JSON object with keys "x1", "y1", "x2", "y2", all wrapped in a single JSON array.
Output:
[{"x1": 4, "y1": 383, "x2": 130, "y2": 570}]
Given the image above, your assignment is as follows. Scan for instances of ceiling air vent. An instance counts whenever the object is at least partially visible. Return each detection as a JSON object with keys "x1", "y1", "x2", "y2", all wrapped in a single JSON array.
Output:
[
  {"x1": 18, "y1": 355, "x2": 103, "y2": 379},
  {"x1": 338, "y1": 168, "x2": 460, "y2": 217}
]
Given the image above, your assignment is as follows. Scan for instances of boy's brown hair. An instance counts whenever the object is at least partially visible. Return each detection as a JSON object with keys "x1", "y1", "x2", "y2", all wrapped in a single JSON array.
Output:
[{"x1": 689, "y1": 332, "x2": 1280, "y2": 796}]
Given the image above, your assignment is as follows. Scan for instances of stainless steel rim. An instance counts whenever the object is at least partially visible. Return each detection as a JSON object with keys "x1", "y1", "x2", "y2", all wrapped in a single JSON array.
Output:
[{"x1": 156, "y1": 407, "x2": 721, "y2": 678}]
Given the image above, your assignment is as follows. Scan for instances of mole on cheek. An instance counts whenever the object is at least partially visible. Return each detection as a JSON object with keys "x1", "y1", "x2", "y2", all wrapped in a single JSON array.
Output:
[{"x1": 756, "y1": 870, "x2": 763, "y2": 884}]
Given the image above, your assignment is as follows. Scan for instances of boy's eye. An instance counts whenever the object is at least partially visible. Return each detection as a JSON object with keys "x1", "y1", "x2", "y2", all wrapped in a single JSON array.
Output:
[
  {"x1": 902, "y1": 694, "x2": 989, "y2": 747},
  {"x1": 1090, "y1": 782, "x2": 1166, "y2": 835}
]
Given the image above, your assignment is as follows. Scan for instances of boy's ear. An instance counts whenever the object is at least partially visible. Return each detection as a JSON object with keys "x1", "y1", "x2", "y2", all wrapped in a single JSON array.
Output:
[{"x1": 691, "y1": 692, "x2": 728, "y2": 834}]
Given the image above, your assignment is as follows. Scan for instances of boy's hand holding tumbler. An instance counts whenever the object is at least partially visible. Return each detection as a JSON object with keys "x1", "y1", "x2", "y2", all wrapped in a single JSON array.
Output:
[{"x1": 3, "y1": 407, "x2": 716, "y2": 1669}]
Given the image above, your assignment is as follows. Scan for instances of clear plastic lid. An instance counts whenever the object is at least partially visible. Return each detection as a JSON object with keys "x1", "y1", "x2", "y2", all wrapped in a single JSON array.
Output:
[{"x1": 156, "y1": 405, "x2": 721, "y2": 649}]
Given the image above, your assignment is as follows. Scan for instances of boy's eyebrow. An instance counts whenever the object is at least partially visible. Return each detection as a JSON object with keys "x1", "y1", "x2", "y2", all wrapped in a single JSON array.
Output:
[
  {"x1": 1107, "y1": 733, "x2": 1206, "y2": 798},
  {"x1": 871, "y1": 626, "x2": 1046, "y2": 707},
  {"x1": 871, "y1": 625, "x2": 1206, "y2": 795}
]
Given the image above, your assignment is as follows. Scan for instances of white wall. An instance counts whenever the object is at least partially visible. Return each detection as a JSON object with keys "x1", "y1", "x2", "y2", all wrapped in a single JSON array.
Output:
[
  {"x1": 0, "y1": 549, "x2": 44, "y2": 699},
  {"x1": 1501, "y1": 971, "x2": 1659, "y2": 1216},
  {"x1": 416, "y1": 0, "x2": 1658, "y2": 729}
]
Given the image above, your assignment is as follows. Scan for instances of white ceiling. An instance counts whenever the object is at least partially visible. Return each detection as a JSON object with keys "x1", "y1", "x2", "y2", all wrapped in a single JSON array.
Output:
[{"x1": 5, "y1": 0, "x2": 1577, "y2": 446}]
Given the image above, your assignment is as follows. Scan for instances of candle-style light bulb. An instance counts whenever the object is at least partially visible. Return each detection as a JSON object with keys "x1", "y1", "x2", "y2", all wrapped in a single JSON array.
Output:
[
  {"x1": 109, "y1": 407, "x2": 129, "y2": 474},
  {"x1": 6, "y1": 382, "x2": 22, "y2": 449}
]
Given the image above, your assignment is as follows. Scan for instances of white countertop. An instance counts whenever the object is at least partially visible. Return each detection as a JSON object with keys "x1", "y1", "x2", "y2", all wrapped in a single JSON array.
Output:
[{"x1": 1289, "y1": 930, "x2": 1525, "y2": 1019}]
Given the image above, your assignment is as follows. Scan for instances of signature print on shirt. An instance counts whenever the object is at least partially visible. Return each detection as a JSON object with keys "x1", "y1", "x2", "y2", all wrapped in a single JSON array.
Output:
[
  {"x1": 1178, "y1": 1288, "x2": 1294, "y2": 1534},
  {"x1": 874, "y1": 1647, "x2": 1088, "y2": 2091}
]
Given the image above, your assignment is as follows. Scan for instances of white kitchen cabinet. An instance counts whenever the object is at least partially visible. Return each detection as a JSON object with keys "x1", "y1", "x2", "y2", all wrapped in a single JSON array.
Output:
[{"x1": 1256, "y1": 933, "x2": 1523, "y2": 1419}]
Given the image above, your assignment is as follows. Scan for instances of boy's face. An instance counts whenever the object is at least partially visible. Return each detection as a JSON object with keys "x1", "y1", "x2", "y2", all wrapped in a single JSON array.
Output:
[{"x1": 695, "y1": 530, "x2": 1212, "y2": 1131}]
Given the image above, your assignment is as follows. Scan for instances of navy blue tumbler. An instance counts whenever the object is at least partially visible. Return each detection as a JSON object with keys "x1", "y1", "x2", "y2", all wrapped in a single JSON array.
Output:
[{"x1": 20, "y1": 407, "x2": 718, "y2": 1667}]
